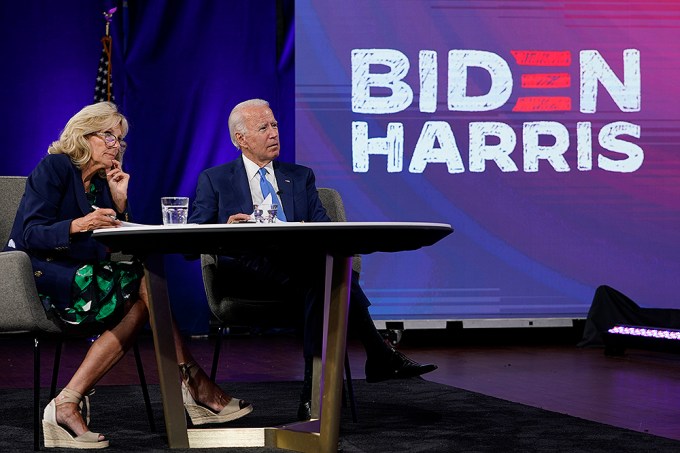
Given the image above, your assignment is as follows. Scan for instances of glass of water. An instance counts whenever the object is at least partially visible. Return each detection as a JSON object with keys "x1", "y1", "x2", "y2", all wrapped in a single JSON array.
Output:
[{"x1": 161, "y1": 197, "x2": 189, "y2": 225}]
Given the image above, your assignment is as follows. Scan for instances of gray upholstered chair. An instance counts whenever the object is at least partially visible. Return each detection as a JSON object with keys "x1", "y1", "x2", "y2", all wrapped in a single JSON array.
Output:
[
  {"x1": 0, "y1": 176, "x2": 154, "y2": 450},
  {"x1": 201, "y1": 187, "x2": 359, "y2": 422}
]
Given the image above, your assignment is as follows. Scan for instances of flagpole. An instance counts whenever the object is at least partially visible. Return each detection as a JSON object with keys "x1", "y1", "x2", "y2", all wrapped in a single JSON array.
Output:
[{"x1": 99, "y1": 8, "x2": 117, "y2": 102}]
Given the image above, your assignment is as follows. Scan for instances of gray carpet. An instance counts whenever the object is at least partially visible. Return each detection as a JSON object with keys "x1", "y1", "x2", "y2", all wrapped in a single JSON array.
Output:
[{"x1": 1, "y1": 378, "x2": 678, "y2": 452}]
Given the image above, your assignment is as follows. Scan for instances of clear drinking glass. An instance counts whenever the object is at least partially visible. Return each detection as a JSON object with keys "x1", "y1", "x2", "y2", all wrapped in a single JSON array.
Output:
[
  {"x1": 266, "y1": 204, "x2": 279, "y2": 223},
  {"x1": 161, "y1": 197, "x2": 189, "y2": 225},
  {"x1": 252, "y1": 204, "x2": 264, "y2": 223},
  {"x1": 252, "y1": 204, "x2": 277, "y2": 223}
]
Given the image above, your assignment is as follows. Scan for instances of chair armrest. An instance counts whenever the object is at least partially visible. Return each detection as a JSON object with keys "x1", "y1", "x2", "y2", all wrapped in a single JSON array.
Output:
[{"x1": 0, "y1": 251, "x2": 62, "y2": 334}]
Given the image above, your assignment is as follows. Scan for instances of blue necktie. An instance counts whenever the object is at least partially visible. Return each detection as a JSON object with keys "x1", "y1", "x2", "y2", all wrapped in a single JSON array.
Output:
[{"x1": 259, "y1": 167, "x2": 287, "y2": 221}]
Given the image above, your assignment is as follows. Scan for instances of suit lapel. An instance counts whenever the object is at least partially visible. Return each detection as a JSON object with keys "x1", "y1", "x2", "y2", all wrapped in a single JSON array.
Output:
[{"x1": 230, "y1": 158, "x2": 256, "y2": 214}]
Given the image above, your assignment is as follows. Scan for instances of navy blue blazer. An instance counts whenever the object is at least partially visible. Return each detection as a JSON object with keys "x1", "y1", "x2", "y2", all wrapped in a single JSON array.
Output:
[
  {"x1": 189, "y1": 157, "x2": 330, "y2": 224},
  {"x1": 4, "y1": 154, "x2": 128, "y2": 308}
]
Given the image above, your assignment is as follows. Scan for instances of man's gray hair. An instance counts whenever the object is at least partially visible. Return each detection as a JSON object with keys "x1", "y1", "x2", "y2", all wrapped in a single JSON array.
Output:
[{"x1": 228, "y1": 99, "x2": 270, "y2": 149}]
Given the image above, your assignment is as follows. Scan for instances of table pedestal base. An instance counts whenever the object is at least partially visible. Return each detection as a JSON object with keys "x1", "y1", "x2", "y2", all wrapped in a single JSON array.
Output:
[{"x1": 187, "y1": 421, "x2": 324, "y2": 451}]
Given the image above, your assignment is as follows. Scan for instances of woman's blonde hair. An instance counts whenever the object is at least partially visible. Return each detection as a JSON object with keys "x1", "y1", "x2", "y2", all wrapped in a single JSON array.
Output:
[{"x1": 48, "y1": 102, "x2": 129, "y2": 169}]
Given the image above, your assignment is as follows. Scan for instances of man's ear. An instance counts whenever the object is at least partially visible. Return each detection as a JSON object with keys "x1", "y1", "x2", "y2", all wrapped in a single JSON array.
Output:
[{"x1": 235, "y1": 132, "x2": 247, "y2": 148}]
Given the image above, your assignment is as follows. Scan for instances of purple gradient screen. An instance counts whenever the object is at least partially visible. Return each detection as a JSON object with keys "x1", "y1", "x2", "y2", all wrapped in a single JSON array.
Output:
[{"x1": 295, "y1": 0, "x2": 680, "y2": 320}]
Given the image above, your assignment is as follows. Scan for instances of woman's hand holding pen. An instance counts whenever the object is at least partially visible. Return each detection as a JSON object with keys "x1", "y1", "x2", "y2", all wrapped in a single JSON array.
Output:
[{"x1": 69, "y1": 206, "x2": 120, "y2": 234}]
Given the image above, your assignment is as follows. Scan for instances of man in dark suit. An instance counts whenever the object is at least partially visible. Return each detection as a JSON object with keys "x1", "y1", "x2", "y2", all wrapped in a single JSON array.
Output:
[{"x1": 189, "y1": 98, "x2": 436, "y2": 419}]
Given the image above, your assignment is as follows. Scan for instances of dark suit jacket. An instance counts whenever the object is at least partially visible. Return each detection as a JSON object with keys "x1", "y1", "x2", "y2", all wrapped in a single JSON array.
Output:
[
  {"x1": 4, "y1": 154, "x2": 128, "y2": 308},
  {"x1": 189, "y1": 157, "x2": 331, "y2": 224}
]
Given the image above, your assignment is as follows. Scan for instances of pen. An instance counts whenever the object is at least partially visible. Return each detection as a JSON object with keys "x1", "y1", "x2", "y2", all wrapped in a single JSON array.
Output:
[{"x1": 91, "y1": 205, "x2": 118, "y2": 220}]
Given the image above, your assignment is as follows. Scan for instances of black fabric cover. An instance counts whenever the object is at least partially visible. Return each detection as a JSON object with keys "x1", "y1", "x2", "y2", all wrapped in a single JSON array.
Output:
[{"x1": 579, "y1": 285, "x2": 680, "y2": 347}]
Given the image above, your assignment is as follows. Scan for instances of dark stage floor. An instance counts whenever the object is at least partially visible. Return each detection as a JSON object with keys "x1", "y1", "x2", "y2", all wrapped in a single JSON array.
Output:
[{"x1": 2, "y1": 326, "x2": 679, "y2": 443}]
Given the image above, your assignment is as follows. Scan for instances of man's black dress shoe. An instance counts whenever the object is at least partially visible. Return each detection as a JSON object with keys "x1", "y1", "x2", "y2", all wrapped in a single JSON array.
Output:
[
  {"x1": 297, "y1": 400, "x2": 312, "y2": 421},
  {"x1": 365, "y1": 349, "x2": 437, "y2": 383}
]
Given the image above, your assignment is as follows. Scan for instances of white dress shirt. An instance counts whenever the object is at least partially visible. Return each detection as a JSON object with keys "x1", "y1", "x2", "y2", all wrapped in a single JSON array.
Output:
[{"x1": 241, "y1": 154, "x2": 283, "y2": 209}]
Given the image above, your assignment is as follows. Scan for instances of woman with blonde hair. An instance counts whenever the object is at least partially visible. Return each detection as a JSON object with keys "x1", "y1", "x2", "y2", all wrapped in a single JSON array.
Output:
[{"x1": 5, "y1": 102, "x2": 251, "y2": 449}]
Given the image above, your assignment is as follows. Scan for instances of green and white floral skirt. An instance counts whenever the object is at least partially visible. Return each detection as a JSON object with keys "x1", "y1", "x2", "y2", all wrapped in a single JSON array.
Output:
[{"x1": 42, "y1": 259, "x2": 144, "y2": 327}]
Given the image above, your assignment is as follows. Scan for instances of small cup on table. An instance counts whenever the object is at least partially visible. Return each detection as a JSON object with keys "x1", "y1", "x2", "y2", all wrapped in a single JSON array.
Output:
[{"x1": 252, "y1": 203, "x2": 278, "y2": 223}]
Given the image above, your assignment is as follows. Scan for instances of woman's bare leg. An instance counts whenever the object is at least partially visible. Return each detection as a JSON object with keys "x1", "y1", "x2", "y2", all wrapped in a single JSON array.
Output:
[
  {"x1": 55, "y1": 274, "x2": 237, "y2": 437},
  {"x1": 172, "y1": 317, "x2": 236, "y2": 412},
  {"x1": 55, "y1": 297, "x2": 149, "y2": 438}
]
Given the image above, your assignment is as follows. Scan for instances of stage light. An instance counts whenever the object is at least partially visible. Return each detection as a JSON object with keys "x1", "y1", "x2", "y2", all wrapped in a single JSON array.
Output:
[
  {"x1": 607, "y1": 325, "x2": 680, "y2": 340},
  {"x1": 604, "y1": 325, "x2": 680, "y2": 356}
]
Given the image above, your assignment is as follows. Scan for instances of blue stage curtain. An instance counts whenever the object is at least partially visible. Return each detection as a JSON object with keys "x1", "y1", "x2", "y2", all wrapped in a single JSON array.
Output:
[{"x1": 0, "y1": 0, "x2": 294, "y2": 334}]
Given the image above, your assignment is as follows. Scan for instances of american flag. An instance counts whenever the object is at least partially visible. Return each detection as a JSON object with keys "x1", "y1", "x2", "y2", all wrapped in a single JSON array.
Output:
[
  {"x1": 94, "y1": 8, "x2": 117, "y2": 103},
  {"x1": 94, "y1": 37, "x2": 114, "y2": 102}
]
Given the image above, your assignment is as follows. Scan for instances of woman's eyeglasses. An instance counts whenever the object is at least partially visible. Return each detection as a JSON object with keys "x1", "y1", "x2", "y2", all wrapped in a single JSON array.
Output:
[{"x1": 94, "y1": 132, "x2": 127, "y2": 152}]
